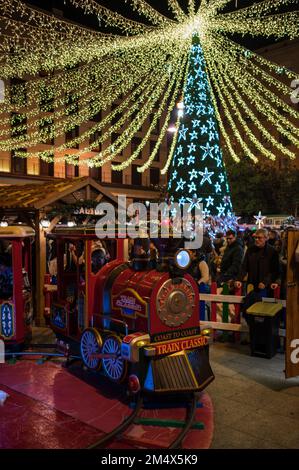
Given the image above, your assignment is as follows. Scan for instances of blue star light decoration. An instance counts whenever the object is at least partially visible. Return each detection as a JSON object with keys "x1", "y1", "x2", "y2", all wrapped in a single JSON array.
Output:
[
  {"x1": 200, "y1": 142, "x2": 214, "y2": 160},
  {"x1": 189, "y1": 169, "x2": 198, "y2": 180},
  {"x1": 206, "y1": 196, "x2": 214, "y2": 207},
  {"x1": 199, "y1": 167, "x2": 214, "y2": 185},
  {"x1": 178, "y1": 125, "x2": 188, "y2": 141},
  {"x1": 187, "y1": 155, "x2": 195, "y2": 165},
  {"x1": 176, "y1": 178, "x2": 186, "y2": 191},
  {"x1": 186, "y1": 195, "x2": 203, "y2": 212}
]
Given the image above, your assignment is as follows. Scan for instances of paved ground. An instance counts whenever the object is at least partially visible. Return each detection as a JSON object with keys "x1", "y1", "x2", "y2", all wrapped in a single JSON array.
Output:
[
  {"x1": 1, "y1": 327, "x2": 213, "y2": 449},
  {"x1": 8, "y1": 327, "x2": 299, "y2": 449},
  {"x1": 208, "y1": 342, "x2": 299, "y2": 449}
]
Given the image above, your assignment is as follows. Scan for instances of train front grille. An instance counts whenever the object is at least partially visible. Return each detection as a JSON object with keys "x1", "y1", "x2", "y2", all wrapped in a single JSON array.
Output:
[
  {"x1": 143, "y1": 349, "x2": 214, "y2": 393},
  {"x1": 154, "y1": 352, "x2": 197, "y2": 391}
]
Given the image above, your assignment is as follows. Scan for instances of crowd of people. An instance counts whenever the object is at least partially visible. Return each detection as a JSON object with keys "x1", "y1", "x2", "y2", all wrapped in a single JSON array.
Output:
[
  {"x1": 184, "y1": 227, "x2": 288, "y2": 295},
  {"x1": 127, "y1": 226, "x2": 288, "y2": 303}
]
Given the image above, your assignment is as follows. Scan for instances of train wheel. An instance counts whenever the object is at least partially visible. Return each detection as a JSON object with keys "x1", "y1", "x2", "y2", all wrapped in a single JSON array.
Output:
[
  {"x1": 102, "y1": 335, "x2": 127, "y2": 383},
  {"x1": 80, "y1": 328, "x2": 103, "y2": 370}
]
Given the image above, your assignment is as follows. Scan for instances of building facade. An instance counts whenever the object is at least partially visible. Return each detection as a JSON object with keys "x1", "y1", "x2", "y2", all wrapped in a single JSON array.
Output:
[{"x1": 0, "y1": 86, "x2": 170, "y2": 202}]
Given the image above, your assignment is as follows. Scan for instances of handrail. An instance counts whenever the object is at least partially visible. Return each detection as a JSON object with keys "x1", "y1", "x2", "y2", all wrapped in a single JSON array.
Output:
[{"x1": 91, "y1": 313, "x2": 128, "y2": 336}]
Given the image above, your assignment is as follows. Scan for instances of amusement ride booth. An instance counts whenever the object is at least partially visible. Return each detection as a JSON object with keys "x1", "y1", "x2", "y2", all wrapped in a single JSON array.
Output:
[{"x1": 0, "y1": 225, "x2": 35, "y2": 349}]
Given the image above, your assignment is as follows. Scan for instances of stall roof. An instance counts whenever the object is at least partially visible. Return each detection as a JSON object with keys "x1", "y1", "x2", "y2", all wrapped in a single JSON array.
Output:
[
  {"x1": 0, "y1": 177, "x2": 118, "y2": 210},
  {"x1": 0, "y1": 225, "x2": 35, "y2": 238}
]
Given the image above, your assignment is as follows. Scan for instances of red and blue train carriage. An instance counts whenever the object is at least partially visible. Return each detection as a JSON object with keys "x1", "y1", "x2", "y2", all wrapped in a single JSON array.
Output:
[
  {"x1": 44, "y1": 226, "x2": 121, "y2": 336},
  {"x1": 45, "y1": 225, "x2": 214, "y2": 394},
  {"x1": 0, "y1": 225, "x2": 34, "y2": 349}
]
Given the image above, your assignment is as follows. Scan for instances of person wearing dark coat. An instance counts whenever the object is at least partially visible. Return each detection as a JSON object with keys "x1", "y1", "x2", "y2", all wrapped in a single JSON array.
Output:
[
  {"x1": 235, "y1": 228, "x2": 280, "y2": 292},
  {"x1": 235, "y1": 229, "x2": 281, "y2": 336},
  {"x1": 218, "y1": 229, "x2": 244, "y2": 286}
]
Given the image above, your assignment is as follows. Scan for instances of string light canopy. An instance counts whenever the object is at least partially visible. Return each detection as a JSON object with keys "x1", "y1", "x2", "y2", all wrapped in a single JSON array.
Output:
[{"x1": 0, "y1": 0, "x2": 298, "y2": 171}]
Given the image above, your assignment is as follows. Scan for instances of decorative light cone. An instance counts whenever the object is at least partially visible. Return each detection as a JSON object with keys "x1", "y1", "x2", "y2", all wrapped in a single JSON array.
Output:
[{"x1": 168, "y1": 34, "x2": 233, "y2": 218}]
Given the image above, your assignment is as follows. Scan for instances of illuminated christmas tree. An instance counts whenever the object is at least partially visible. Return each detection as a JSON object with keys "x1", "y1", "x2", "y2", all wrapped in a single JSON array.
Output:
[{"x1": 168, "y1": 34, "x2": 233, "y2": 218}]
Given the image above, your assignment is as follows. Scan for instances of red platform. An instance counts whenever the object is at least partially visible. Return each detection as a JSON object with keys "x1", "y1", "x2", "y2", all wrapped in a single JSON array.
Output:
[{"x1": 0, "y1": 360, "x2": 214, "y2": 449}]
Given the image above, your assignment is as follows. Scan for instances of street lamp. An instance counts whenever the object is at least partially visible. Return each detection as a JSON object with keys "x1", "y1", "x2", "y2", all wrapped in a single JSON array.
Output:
[
  {"x1": 167, "y1": 125, "x2": 177, "y2": 133},
  {"x1": 176, "y1": 100, "x2": 184, "y2": 118}
]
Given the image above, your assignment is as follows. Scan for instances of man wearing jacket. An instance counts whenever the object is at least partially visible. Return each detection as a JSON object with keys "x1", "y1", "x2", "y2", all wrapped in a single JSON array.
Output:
[
  {"x1": 235, "y1": 228, "x2": 280, "y2": 292},
  {"x1": 218, "y1": 229, "x2": 244, "y2": 286}
]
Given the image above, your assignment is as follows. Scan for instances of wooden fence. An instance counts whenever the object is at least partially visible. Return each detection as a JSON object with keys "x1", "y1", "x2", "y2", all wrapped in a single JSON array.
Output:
[{"x1": 199, "y1": 282, "x2": 286, "y2": 338}]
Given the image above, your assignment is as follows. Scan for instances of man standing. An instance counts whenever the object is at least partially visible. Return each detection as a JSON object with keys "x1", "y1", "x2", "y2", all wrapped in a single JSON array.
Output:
[
  {"x1": 218, "y1": 229, "x2": 244, "y2": 286},
  {"x1": 235, "y1": 228, "x2": 280, "y2": 293}
]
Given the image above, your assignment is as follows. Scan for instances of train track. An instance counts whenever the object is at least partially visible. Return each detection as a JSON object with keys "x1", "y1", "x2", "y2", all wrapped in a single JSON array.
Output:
[{"x1": 87, "y1": 393, "x2": 198, "y2": 450}]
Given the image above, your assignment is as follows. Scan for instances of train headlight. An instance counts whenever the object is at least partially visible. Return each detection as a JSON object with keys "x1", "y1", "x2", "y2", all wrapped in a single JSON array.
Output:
[
  {"x1": 202, "y1": 328, "x2": 212, "y2": 336},
  {"x1": 174, "y1": 249, "x2": 191, "y2": 270}
]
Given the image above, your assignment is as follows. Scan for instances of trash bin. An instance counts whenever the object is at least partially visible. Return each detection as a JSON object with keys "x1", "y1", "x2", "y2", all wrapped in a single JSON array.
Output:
[{"x1": 246, "y1": 302, "x2": 283, "y2": 359}]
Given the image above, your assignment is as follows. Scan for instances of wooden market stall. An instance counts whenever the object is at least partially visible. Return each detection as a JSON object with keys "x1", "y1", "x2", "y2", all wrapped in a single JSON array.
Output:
[{"x1": 0, "y1": 177, "x2": 119, "y2": 325}]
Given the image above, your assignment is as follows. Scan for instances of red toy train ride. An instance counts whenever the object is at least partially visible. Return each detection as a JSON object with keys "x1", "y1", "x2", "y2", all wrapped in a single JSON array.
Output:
[{"x1": 44, "y1": 226, "x2": 214, "y2": 394}]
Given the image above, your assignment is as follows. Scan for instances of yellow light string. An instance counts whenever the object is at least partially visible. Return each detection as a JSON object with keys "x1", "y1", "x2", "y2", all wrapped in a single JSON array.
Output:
[
  {"x1": 122, "y1": 1, "x2": 174, "y2": 26},
  {"x1": 210, "y1": 33, "x2": 299, "y2": 128},
  {"x1": 0, "y1": 0, "x2": 112, "y2": 38},
  {"x1": 0, "y1": 13, "x2": 103, "y2": 41},
  {"x1": 161, "y1": 50, "x2": 191, "y2": 174},
  {"x1": 206, "y1": 0, "x2": 232, "y2": 15},
  {"x1": 167, "y1": 0, "x2": 186, "y2": 22},
  {"x1": 8, "y1": 65, "x2": 167, "y2": 157},
  {"x1": 133, "y1": 54, "x2": 189, "y2": 172},
  {"x1": 0, "y1": 56, "x2": 150, "y2": 148},
  {"x1": 188, "y1": 1, "x2": 196, "y2": 16},
  {"x1": 219, "y1": 54, "x2": 299, "y2": 147},
  {"x1": 220, "y1": 0, "x2": 298, "y2": 20},
  {"x1": 208, "y1": 67, "x2": 259, "y2": 163},
  {"x1": 161, "y1": 114, "x2": 180, "y2": 174},
  {"x1": 0, "y1": 44, "x2": 144, "y2": 111},
  {"x1": 68, "y1": 0, "x2": 155, "y2": 35},
  {"x1": 213, "y1": 11, "x2": 299, "y2": 40},
  {"x1": 210, "y1": 59, "x2": 295, "y2": 160},
  {"x1": 208, "y1": 85, "x2": 241, "y2": 164},
  {"x1": 88, "y1": 67, "x2": 178, "y2": 168},
  {"x1": 216, "y1": 32, "x2": 299, "y2": 83},
  {"x1": 53, "y1": 71, "x2": 166, "y2": 162},
  {"x1": 217, "y1": 65, "x2": 296, "y2": 160},
  {"x1": 230, "y1": 74, "x2": 299, "y2": 148},
  {"x1": 111, "y1": 69, "x2": 180, "y2": 170},
  {"x1": 130, "y1": 56, "x2": 188, "y2": 173},
  {"x1": 205, "y1": 41, "x2": 299, "y2": 147},
  {"x1": 203, "y1": 52, "x2": 242, "y2": 164},
  {"x1": 0, "y1": 22, "x2": 184, "y2": 79},
  {"x1": 50, "y1": 64, "x2": 176, "y2": 167},
  {"x1": 0, "y1": 43, "x2": 178, "y2": 145},
  {"x1": 0, "y1": 35, "x2": 143, "y2": 79},
  {"x1": 13, "y1": 73, "x2": 157, "y2": 161}
]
